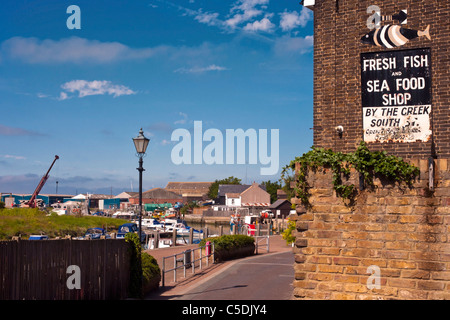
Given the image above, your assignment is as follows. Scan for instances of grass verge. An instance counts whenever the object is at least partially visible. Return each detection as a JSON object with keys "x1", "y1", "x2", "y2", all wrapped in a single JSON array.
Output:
[{"x1": 0, "y1": 207, "x2": 128, "y2": 240}]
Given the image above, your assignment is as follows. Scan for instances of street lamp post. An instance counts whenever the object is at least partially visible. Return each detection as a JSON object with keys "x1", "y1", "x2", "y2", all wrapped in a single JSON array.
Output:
[{"x1": 132, "y1": 128, "x2": 150, "y2": 243}]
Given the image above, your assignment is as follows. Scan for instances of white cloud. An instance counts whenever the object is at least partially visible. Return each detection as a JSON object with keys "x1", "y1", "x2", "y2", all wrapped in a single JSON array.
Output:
[
  {"x1": 0, "y1": 124, "x2": 46, "y2": 136},
  {"x1": 60, "y1": 80, "x2": 136, "y2": 98},
  {"x1": 0, "y1": 36, "x2": 167, "y2": 64},
  {"x1": 274, "y1": 35, "x2": 314, "y2": 56},
  {"x1": 58, "y1": 92, "x2": 69, "y2": 101},
  {"x1": 226, "y1": 0, "x2": 269, "y2": 30},
  {"x1": 194, "y1": 10, "x2": 221, "y2": 27},
  {"x1": 279, "y1": 8, "x2": 312, "y2": 31},
  {"x1": 176, "y1": 0, "x2": 272, "y2": 33},
  {"x1": 174, "y1": 112, "x2": 188, "y2": 124},
  {"x1": 1, "y1": 154, "x2": 26, "y2": 160},
  {"x1": 174, "y1": 64, "x2": 228, "y2": 74},
  {"x1": 161, "y1": 139, "x2": 174, "y2": 146},
  {"x1": 243, "y1": 15, "x2": 275, "y2": 32}
]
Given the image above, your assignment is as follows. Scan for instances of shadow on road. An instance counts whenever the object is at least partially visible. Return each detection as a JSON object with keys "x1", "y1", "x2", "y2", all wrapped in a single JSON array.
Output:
[{"x1": 147, "y1": 284, "x2": 248, "y2": 300}]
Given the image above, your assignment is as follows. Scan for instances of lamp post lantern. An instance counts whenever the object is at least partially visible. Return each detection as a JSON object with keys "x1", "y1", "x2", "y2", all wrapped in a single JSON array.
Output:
[{"x1": 132, "y1": 128, "x2": 150, "y2": 243}]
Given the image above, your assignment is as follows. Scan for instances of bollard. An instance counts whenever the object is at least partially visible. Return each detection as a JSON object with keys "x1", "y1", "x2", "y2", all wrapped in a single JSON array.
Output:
[{"x1": 205, "y1": 241, "x2": 211, "y2": 256}]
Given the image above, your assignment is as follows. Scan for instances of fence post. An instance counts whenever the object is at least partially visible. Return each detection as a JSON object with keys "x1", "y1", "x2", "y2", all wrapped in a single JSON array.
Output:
[
  {"x1": 192, "y1": 250, "x2": 195, "y2": 274},
  {"x1": 155, "y1": 232, "x2": 159, "y2": 249},
  {"x1": 173, "y1": 255, "x2": 176, "y2": 282},
  {"x1": 189, "y1": 227, "x2": 194, "y2": 244},
  {"x1": 162, "y1": 258, "x2": 165, "y2": 287},
  {"x1": 183, "y1": 252, "x2": 186, "y2": 278},
  {"x1": 172, "y1": 229, "x2": 177, "y2": 247}
]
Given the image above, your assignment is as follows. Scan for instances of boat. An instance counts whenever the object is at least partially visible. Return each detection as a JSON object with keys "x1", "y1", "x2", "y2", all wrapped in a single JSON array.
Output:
[
  {"x1": 145, "y1": 232, "x2": 200, "y2": 249},
  {"x1": 112, "y1": 211, "x2": 136, "y2": 220},
  {"x1": 136, "y1": 218, "x2": 163, "y2": 231},
  {"x1": 147, "y1": 238, "x2": 173, "y2": 249},
  {"x1": 160, "y1": 218, "x2": 203, "y2": 236},
  {"x1": 29, "y1": 234, "x2": 49, "y2": 240}
]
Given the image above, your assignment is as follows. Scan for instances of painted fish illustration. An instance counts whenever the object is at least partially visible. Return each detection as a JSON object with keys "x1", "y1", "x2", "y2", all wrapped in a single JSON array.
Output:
[
  {"x1": 361, "y1": 24, "x2": 431, "y2": 48},
  {"x1": 380, "y1": 10, "x2": 408, "y2": 25}
]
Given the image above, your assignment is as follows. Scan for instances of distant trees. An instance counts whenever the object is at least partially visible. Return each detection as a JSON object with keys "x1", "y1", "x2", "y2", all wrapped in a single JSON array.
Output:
[
  {"x1": 261, "y1": 180, "x2": 282, "y2": 203},
  {"x1": 207, "y1": 176, "x2": 242, "y2": 200},
  {"x1": 206, "y1": 175, "x2": 294, "y2": 203},
  {"x1": 180, "y1": 201, "x2": 199, "y2": 217},
  {"x1": 280, "y1": 166, "x2": 295, "y2": 201}
]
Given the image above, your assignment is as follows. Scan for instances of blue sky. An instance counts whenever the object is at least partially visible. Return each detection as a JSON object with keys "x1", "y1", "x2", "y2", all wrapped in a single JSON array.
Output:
[{"x1": 0, "y1": 0, "x2": 314, "y2": 195}]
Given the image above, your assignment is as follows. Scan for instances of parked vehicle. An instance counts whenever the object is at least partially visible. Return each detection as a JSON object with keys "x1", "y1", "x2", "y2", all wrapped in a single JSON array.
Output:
[
  {"x1": 29, "y1": 235, "x2": 49, "y2": 240},
  {"x1": 83, "y1": 228, "x2": 111, "y2": 239},
  {"x1": 260, "y1": 210, "x2": 274, "y2": 219},
  {"x1": 244, "y1": 215, "x2": 259, "y2": 236},
  {"x1": 116, "y1": 223, "x2": 146, "y2": 242},
  {"x1": 92, "y1": 211, "x2": 106, "y2": 216}
]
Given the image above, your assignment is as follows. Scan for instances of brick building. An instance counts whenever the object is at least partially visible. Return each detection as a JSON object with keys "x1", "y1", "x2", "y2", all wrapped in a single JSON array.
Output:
[
  {"x1": 292, "y1": 0, "x2": 449, "y2": 300},
  {"x1": 129, "y1": 188, "x2": 182, "y2": 205},
  {"x1": 165, "y1": 181, "x2": 213, "y2": 202},
  {"x1": 310, "y1": 0, "x2": 449, "y2": 158}
]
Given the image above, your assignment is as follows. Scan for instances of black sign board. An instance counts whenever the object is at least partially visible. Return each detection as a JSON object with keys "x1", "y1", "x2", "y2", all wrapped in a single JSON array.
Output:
[{"x1": 360, "y1": 48, "x2": 432, "y2": 143}]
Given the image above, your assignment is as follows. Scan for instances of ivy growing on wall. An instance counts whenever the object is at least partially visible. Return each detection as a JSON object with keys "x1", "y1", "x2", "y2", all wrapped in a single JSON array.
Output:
[{"x1": 282, "y1": 141, "x2": 420, "y2": 206}]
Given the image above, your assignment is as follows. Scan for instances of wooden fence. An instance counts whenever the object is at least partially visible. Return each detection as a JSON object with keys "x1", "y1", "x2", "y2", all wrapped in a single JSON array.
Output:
[{"x1": 0, "y1": 239, "x2": 131, "y2": 300}]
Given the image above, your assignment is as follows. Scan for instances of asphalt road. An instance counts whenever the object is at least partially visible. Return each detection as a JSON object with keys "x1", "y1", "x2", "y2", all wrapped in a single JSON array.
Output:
[{"x1": 172, "y1": 251, "x2": 294, "y2": 300}]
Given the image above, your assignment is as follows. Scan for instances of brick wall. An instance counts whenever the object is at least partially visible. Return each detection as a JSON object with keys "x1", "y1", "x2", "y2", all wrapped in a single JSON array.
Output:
[
  {"x1": 291, "y1": 159, "x2": 450, "y2": 299},
  {"x1": 312, "y1": 0, "x2": 450, "y2": 158}
]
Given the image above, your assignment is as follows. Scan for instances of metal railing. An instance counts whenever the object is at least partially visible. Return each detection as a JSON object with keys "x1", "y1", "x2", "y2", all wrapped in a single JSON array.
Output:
[
  {"x1": 161, "y1": 242, "x2": 215, "y2": 287},
  {"x1": 239, "y1": 223, "x2": 272, "y2": 236},
  {"x1": 255, "y1": 235, "x2": 270, "y2": 254}
]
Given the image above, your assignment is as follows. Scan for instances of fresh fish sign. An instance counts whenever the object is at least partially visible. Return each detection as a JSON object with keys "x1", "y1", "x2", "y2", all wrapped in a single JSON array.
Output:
[
  {"x1": 362, "y1": 6, "x2": 431, "y2": 48},
  {"x1": 361, "y1": 49, "x2": 432, "y2": 143}
]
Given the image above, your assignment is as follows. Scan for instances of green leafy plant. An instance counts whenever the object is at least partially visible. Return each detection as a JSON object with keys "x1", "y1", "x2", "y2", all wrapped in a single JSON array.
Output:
[
  {"x1": 125, "y1": 232, "x2": 143, "y2": 299},
  {"x1": 125, "y1": 232, "x2": 161, "y2": 297},
  {"x1": 283, "y1": 141, "x2": 420, "y2": 206},
  {"x1": 142, "y1": 252, "x2": 161, "y2": 292},
  {"x1": 200, "y1": 235, "x2": 255, "y2": 262},
  {"x1": 199, "y1": 234, "x2": 255, "y2": 251},
  {"x1": 282, "y1": 220, "x2": 296, "y2": 245},
  {"x1": 207, "y1": 176, "x2": 242, "y2": 200}
]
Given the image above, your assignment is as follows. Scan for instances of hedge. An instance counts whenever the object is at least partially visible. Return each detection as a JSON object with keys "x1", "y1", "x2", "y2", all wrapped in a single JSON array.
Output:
[
  {"x1": 125, "y1": 233, "x2": 161, "y2": 298},
  {"x1": 199, "y1": 235, "x2": 255, "y2": 262}
]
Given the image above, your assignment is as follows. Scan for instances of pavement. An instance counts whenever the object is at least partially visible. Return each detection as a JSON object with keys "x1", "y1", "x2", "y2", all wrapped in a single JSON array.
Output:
[{"x1": 144, "y1": 235, "x2": 294, "y2": 300}]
